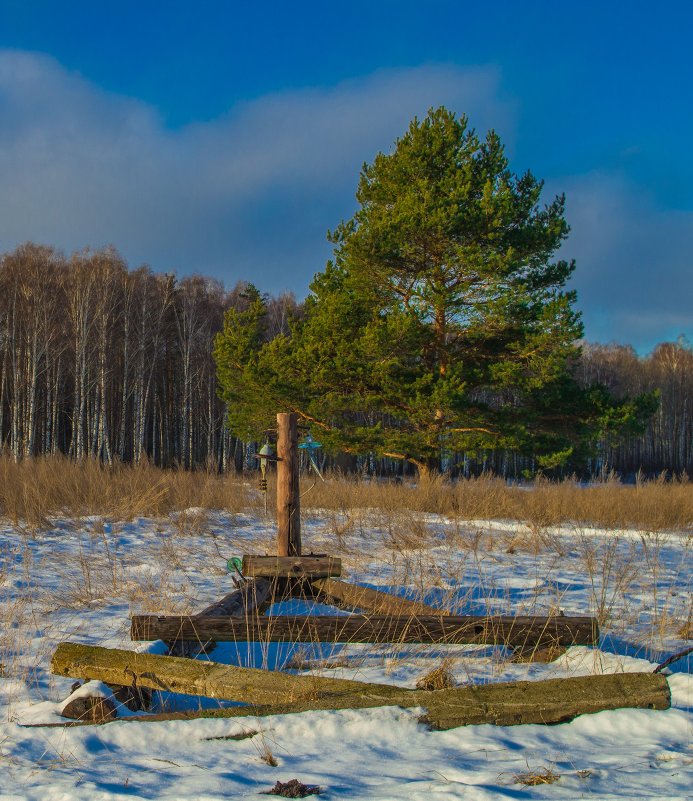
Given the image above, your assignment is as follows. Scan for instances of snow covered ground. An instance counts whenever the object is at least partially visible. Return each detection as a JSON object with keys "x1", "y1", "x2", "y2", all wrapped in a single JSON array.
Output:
[{"x1": 0, "y1": 504, "x2": 690, "y2": 799}]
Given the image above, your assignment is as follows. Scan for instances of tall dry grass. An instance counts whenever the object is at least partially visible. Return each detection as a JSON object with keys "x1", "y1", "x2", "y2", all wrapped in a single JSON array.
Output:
[
  {"x1": 0, "y1": 456, "x2": 689, "y2": 718},
  {"x1": 0, "y1": 454, "x2": 253, "y2": 528},
  {"x1": 301, "y1": 471, "x2": 692, "y2": 532},
  {"x1": 0, "y1": 455, "x2": 689, "y2": 532}
]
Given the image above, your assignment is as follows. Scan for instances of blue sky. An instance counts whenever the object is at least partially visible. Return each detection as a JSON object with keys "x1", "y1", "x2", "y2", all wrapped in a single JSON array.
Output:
[{"x1": 0, "y1": 1, "x2": 691, "y2": 350}]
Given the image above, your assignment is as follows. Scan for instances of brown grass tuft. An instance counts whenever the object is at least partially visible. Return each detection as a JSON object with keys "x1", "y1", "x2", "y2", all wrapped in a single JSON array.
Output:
[
  {"x1": 257, "y1": 739, "x2": 279, "y2": 767},
  {"x1": 513, "y1": 768, "x2": 561, "y2": 786},
  {"x1": 415, "y1": 658, "x2": 456, "y2": 690}
]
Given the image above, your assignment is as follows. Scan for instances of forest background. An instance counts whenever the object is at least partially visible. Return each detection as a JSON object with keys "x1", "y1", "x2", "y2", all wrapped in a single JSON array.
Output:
[{"x1": 0, "y1": 240, "x2": 689, "y2": 479}]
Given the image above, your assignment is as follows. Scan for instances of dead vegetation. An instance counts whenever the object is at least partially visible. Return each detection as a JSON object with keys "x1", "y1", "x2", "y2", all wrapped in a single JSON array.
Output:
[
  {"x1": 0, "y1": 454, "x2": 251, "y2": 528},
  {"x1": 0, "y1": 456, "x2": 689, "y2": 533},
  {"x1": 415, "y1": 658, "x2": 457, "y2": 690},
  {"x1": 265, "y1": 779, "x2": 322, "y2": 797},
  {"x1": 256, "y1": 738, "x2": 279, "y2": 767},
  {"x1": 513, "y1": 767, "x2": 561, "y2": 786},
  {"x1": 204, "y1": 728, "x2": 260, "y2": 741},
  {"x1": 0, "y1": 456, "x2": 689, "y2": 705},
  {"x1": 302, "y1": 471, "x2": 692, "y2": 532}
]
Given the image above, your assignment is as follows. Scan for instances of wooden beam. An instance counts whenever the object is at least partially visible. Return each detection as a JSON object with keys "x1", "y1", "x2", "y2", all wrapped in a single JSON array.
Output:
[
  {"x1": 50, "y1": 644, "x2": 669, "y2": 730},
  {"x1": 310, "y1": 577, "x2": 442, "y2": 615},
  {"x1": 131, "y1": 613, "x2": 599, "y2": 648},
  {"x1": 242, "y1": 556, "x2": 341, "y2": 580},
  {"x1": 277, "y1": 412, "x2": 300, "y2": 556}
]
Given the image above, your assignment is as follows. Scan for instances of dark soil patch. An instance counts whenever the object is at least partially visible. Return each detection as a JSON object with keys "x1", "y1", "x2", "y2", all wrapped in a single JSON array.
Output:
[{"x1": 264, "y1": 778, "x2": 322, "y2": 797}]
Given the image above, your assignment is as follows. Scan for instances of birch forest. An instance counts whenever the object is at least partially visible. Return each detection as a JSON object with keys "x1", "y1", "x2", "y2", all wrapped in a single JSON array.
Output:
[{"x1": 0, "y1": 243, "x2": 690, "y2": 477}]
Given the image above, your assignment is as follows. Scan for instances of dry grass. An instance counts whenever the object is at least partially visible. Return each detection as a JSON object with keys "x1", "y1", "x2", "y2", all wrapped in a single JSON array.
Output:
[
  {"x1": 204, "y1": 728, "x2": 260, "y2": 741},
  {"x1": 0, "y1": 456, "x2": 689, "y2": 532},
  {"x1": 255, "y1": 735, "x2": 279, "y2": 767},
  {"x1": 513, "y1": 767, "x2": 561, "y2": 786},
  {"x1": 0, "y1": 454, "x2": 252, "y2": 527},
  {"x1": 415, "y1": 658, "x2": 457, "y2": 690},
  {"x1": 0, "y1": 455, "x2": 689, "y2": 704},
  {"x1": 302, "y1": 471, "x2": 692, "y2": 532}
]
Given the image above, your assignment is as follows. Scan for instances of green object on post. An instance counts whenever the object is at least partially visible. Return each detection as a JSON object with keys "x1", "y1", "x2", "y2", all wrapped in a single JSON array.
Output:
[{"x1": 227, "y1": 557, "x2": 243, "y2": 575}]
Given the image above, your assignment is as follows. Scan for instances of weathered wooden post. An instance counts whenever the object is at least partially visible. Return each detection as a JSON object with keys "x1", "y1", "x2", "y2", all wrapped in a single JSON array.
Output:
[{"x1": 276, "y1": 412, "x2": 301, "y2": 556}]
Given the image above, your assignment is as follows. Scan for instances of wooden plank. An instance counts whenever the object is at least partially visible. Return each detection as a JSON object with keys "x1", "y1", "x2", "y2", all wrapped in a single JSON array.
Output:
[
  {"x1": 50, "y1": 644, "x2": 669, "y2": 730},
  {"x1": 242, "y1": 556, "x2": 341, "y2": 579},
  {"x1": 277, "y1": 412, "x2": 301, "y2": 556},
  {"x1": 131, "y1": 613, "x2": 599, "y2": 647},
  {"x1": 310, "y1": 577, "x2": 441, "y2": 615}
]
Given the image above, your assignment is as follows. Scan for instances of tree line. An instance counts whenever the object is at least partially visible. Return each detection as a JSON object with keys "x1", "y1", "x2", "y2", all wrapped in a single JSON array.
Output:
[
  {"x1": 0, "y1": 241, "x2": 688, "y2": 477},
  {"x1": 578, "y1": 340, "x2": 692, "y2": 477},
  {"x1": 0, "y1": 242, "x2": 297, "y2": 469}
]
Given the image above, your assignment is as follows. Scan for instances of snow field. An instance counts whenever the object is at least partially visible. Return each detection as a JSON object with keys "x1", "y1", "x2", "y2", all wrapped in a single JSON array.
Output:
[{"x1": 0, "y1": 508, "x2": 690, "y2": 799}]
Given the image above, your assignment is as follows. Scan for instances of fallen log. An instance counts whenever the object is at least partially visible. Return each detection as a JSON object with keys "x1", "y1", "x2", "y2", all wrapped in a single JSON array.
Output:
[
  {"x1": 242, "y1": 556, "x2": 341, "y2": 580},
  {"x1": 131, "y1": 613, "x2": 598, "y2": 649},
  {"x1": 49, "y1": 643, "x2": 670, "y2": 729},
  {"x1": 421, "y1": 671, "x2": 671, "y2": 729},
  {"x1": 309, "y1": 578, "x2": 443, "y2": 615},
  {"x1": 51, "y1": 642, "x2": 401, "y2": 706}
]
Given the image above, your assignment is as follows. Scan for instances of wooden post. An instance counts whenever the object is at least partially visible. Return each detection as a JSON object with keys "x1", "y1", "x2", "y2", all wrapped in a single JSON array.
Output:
[{"x1": 276, "y1": 412, "x2": 301, "y2": 556}]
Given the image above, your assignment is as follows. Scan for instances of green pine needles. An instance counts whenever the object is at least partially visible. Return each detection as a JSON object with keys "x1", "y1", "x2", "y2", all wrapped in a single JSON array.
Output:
[{"x1": 214, "y1": 108, "x2": 655, "y2": 476}]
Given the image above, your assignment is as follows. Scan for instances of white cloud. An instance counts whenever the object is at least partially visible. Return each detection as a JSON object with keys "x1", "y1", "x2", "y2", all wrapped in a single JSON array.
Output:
[
  {"x1": 1, "y1": 49, "x2": 688, "y2": 349},
  {"x1": 0, "y1": 51, "x2": 514, "y2": 290}
]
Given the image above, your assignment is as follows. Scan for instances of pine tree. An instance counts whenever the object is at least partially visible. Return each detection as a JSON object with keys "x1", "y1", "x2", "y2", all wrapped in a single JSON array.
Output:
[{"x1": 215, "y1": 108, "x2": 654, "y2": 475}]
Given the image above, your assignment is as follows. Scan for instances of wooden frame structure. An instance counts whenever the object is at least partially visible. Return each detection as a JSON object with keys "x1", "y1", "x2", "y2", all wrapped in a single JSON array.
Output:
[
  {"x1": 49, "y1": 412, "x2": 635, "y2": 727},
  {"x1": 132, "y1": 412, "x2": 599, "y2": 662}
]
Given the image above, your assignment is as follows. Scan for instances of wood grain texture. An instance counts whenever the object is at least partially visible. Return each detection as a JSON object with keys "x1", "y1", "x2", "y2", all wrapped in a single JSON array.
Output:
[
  {"x1": 195, "y1": 578, "x2": 273, "y2": 617},
  {"x1": 51, "y1": 642, "x2": 398, "y2": 706},
  {"x1": 242, "y1": 556, "x2": 341, "y2": 579},
  {"x1": 166, "y1": 577, "x2": 273, "y2": 658},
  {"x1": 277, "y1": 412, "x2": 300, "y2": 556},
  {"x1": 131, "y1": 613, "x2": 599, "y2": 647}
]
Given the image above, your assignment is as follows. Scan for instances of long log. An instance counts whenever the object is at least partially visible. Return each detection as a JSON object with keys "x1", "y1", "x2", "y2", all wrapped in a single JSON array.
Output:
[
  {"x1": 307, "y1": 580, "x2": 579, "y2": 661},
  {"x1": 242, "y1": 556, "x2": 341, "y2": 580},
  {"x1": 131, "y1": 613, "x2": 598, "y2": 648},
  {"x1": 416, "y1": 671, "x2": 670, "y2": 729},
  {"x1": 52, "y1": 643, "x2": 400, "y2": 706},
  {"x1": 50, "y1": 644, "x2": 669, "y2": 729}
]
